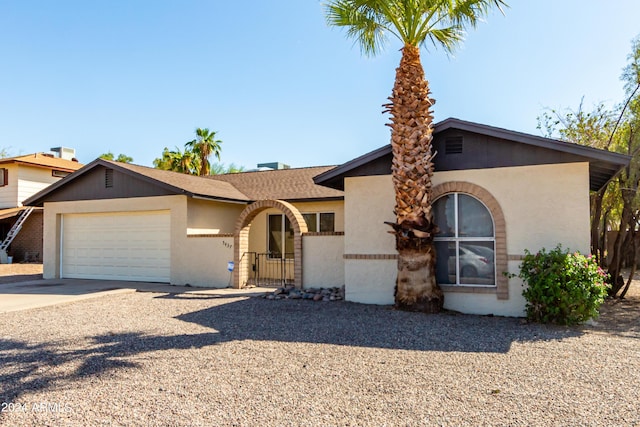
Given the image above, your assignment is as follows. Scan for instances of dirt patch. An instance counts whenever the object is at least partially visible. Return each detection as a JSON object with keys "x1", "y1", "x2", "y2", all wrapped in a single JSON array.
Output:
[
  {"x1": 0, "y1": 263, "x2": 43, "y2": 284},
  {"x1": 591, "y1": 270, "x2": 640, "y2": 336}
]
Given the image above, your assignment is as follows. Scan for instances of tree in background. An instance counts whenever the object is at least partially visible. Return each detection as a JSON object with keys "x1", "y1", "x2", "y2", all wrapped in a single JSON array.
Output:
[
  {"x1": 325, "y1": 0, "x2": 506, "y2": 313},
  {"x1": 99, "y1": 152, "x2": 134, "y2": 163},
  {"x1": 210, "y1": 162, "x2": 246, "y2": 174},
  {"x1": 185, "y1": 128, "x2": 222, "y2": 176},
  {"x1": 153, "y1": 147, "x2": 200, "y2": 175},
  {"x1": 537, "y1": 35, "x2": 640, "y2": 298}
]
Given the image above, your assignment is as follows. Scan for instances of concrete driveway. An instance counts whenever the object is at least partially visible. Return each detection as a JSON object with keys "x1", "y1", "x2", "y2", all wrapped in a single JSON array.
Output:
[{"x1": 0, "y1": 278, "x2": 271, "y2": 314}]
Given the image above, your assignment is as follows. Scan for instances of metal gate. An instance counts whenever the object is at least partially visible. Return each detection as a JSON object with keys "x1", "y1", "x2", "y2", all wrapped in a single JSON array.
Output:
[{"x1": 244, "y1": 252, "x2": 294, "y2": 287}]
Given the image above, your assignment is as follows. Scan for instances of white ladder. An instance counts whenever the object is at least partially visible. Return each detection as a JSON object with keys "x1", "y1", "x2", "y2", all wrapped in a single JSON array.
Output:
[{"x1": 0, "y1": 206, "x2": 35, "y2": 262}]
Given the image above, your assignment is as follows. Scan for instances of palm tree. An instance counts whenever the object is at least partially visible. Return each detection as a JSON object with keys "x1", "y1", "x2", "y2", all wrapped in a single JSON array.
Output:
[
  {"x1": 325, "y1": 0, "x2": 506, "y2": 313},
  {"x1": 185, "y1": 128, "x2": 222, "y2": 176},
  {"x1": 153, "y1": 146, "x2": 199, "y2": 174}
]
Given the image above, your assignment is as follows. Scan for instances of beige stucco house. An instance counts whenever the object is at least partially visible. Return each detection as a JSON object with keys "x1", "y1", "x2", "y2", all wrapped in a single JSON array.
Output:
[{"x1": 25, "y1": 119, "x2": 629, "y2": 316}]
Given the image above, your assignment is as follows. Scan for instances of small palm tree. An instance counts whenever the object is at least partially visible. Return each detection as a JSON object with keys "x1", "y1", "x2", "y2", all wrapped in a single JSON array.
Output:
[
  {"x1": 326, "y1": 0, "x2": 506, "y2": 313},
  {"x1": 186, "y1": 128, "x2": 222, "y2": 176}
]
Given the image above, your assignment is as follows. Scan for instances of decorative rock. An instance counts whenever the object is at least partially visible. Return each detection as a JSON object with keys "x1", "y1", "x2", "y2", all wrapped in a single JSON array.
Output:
[{"x1": 262, "y1": 286, "x2": 346, "y2": 303}]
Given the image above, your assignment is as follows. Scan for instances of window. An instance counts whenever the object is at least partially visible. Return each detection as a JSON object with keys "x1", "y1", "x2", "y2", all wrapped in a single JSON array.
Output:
[
  {"x1": 268, "y1": 214, "x2": 293, "y2": 259},
  {"x1": 267, "y1": 212, "x2": 335, "y2": 259},
  {"x1": 302, "y1": 212, "x2": 335, "y2": 232},
  {"x1": 0, "y1": 168, "x2": 6, "y2": 187},
  {"x1": 433, "y1": 193, "x2": 495, "y2": 286},
  {"x1": 52, "y1": 170, "x2": 70, "y2": 178}
]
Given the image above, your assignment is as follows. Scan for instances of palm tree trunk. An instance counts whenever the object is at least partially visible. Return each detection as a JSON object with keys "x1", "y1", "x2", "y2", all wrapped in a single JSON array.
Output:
[{"x1": 385, "y1": 44, "x2": 443, "y2": 313}]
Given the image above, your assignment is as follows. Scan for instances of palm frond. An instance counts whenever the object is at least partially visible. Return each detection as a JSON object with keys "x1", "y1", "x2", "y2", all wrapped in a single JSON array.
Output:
[
  {"x1": 325, "y1": 0, "x2": 394, "y2": 56},
  {"x1": 325, "y1": 0, "x2": 506, "y2": 53}
]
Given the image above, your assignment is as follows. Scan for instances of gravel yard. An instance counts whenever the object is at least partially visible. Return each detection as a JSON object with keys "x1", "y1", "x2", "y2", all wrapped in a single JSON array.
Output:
[{"x1": 0, "y1": 270, "x2": 639, "y2": 426}]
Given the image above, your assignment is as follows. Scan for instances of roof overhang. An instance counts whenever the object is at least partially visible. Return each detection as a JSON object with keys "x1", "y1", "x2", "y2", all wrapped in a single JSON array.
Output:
[{"x1": 314, "y1": 118, "x2": 631, "y2": 192}]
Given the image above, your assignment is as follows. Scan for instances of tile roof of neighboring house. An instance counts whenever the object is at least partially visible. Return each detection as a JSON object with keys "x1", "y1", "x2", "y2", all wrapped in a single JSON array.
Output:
[
  {"x1": 0, "y1": 153, "x2": 83, "y2": 171},
  {"x1": 208, "y1": 166, "x2": 343, "y2": 201}
]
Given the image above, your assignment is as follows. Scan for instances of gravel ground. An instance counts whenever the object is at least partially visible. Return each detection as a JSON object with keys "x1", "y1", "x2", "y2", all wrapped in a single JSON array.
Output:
[{"x1": 0, "y1": 271, "x2": 639, "y2": 426}]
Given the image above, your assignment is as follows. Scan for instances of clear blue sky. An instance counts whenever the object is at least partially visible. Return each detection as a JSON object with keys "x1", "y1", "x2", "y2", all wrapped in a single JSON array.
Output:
[{"x1": 1, "y1": 1, "x2": 639, "y2": 169}]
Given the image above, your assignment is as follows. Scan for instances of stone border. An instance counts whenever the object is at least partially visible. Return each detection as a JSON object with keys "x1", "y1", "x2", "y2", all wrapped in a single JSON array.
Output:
[
  {"x1": 186, "y1": 233, "x2": 234, "y2": 238},
  {"x1": 304, "y1": 231, "x2": 345, "y2": 237},
  {"x1": 344, "y1": 254, "x2": 398, "y2": 260}
]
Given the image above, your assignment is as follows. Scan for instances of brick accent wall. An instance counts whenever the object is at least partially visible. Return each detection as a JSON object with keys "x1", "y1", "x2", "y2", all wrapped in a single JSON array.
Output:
[
  {"x1": 9, "y1": 210, "x2": 43, "y2": 262},
  {"x1": 234, "y1": 200, "x2": 308, "y2": 289},
  {"x1": 431, "y1": 181, "x2": 509, "y2": 300}
]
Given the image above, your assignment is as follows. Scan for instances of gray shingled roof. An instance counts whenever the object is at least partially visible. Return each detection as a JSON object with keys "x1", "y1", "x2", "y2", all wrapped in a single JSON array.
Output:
[
  {"x1": 208, "y1": 166, "x2": 343, "y2": 201},
  {"x1": 112, "y1": 161, "x2": 251, "y2": 201},
  {"x1": 25, "y1": 159, "x2": 343, "y2": 206}
]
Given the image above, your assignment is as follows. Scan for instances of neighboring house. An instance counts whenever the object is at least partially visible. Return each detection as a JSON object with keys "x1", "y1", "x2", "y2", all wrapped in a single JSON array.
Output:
[
  {"x1": 0, "y1": 151, "x2": 83, "y2": 262},
  {"x1": 25, "y1": 119, "x2": 630, "y2": 316}
]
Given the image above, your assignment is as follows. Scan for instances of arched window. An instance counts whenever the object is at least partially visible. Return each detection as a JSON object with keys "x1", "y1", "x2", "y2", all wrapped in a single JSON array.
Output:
[{"x1": 433, "y1": 193, "x2": 496, "y2": 286}]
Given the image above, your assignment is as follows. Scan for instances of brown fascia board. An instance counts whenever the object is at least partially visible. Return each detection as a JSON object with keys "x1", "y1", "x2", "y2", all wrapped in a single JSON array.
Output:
[
  {"x1": 437, "y1": 118, "x2": 631, "y2": 165},
  {"x1": 313, "y1": 145, "x2": 391, "y2": 188},
  {"x1": 314, "y1": 118, "x2": 631, "y2": 190},
  {"x1": 24, "y1": 159, "x2": 249, "y2": 207}
]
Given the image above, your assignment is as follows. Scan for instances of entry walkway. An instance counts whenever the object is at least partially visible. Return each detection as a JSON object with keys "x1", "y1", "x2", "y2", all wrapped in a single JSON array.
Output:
[{"x1": 0, "y1": 278, "x2": 271, "y2": 314}]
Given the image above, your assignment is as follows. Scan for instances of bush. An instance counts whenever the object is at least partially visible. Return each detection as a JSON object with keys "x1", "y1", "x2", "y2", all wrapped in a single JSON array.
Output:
[{"x1": 517, "y1": 245, "x2": 609, "y2": 325}]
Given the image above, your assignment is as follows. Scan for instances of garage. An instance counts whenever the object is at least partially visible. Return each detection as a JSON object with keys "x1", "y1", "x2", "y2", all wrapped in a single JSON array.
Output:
[{"x1": 61, "y1": 210, "x2": 170, "y2": 282}]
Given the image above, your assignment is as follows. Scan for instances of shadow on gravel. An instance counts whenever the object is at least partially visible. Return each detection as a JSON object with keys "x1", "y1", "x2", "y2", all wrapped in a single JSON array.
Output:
[
  {"x1": 174, "y1": 297, "x2": 584, "y2": 353},
  {"x1": 0, "y1": 331, "x2": 218, "y2": 405}
]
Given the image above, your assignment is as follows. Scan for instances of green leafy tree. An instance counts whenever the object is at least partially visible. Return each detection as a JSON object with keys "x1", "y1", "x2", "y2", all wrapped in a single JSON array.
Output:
[
  {"x1": 100, "y1": 152, "x2": 133, "y2": 163},
  {"x1": 185, "y1": 128, "x2": 222, "y2": 176},
  {"x1": 537, "y1": 35, "x2": 640, "y2": 298},
  {"x1": 325, "y1": 0, "x2": 506, "y2": 313},
  {"x1": 210, "y1": 162, "x2": 246, "y2": 174},
  {"x1": 153, "y1": 147, "x2": 200, "y2": 174}
]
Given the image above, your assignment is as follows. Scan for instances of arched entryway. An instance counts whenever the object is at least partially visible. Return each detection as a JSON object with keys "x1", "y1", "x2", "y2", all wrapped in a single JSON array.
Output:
[{"x1": 234, "y1": 200, "x2": 308, "y2": 289}]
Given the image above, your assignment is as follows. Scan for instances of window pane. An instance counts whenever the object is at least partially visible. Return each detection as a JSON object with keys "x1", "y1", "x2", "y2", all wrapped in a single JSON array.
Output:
[
  {"x1": 319, "y1": 213, "x2": 335, "y2": 232},
  {"x1": 433, "y1": 195, "x2": 455, "y2": 237},
  {"x1": 303, "y1": 213, "x2": 317, "y2": 232},
  {"x1": 268, "y1": 214, "x2": 283, "y2": 258},
  {"x1": 459, "y1": 242, "x2": 495, "y2": 285},
  {"x1": 435, "y1": 241, "x2": 456, "y2": 285},
  {"x1": 458, "y1": 194, "x2": 493, "y2": 237},
  {"x1": 284, "y1": 216, "x2": 294, "y2": 259}
]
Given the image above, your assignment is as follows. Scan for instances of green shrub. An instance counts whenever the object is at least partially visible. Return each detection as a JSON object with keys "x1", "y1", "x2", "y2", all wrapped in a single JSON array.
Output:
[{"x1": 517, "y1": 245, "x2": 609, "y2": 325}]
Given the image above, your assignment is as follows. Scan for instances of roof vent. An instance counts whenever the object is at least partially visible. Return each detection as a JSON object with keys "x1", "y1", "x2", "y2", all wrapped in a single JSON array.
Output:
[
  {"x1": 445, "y1": 137, "x2": 463, "y2": 154},
  {"x1": 105, "y1": 168, "x2": 114, "y2": 188}
]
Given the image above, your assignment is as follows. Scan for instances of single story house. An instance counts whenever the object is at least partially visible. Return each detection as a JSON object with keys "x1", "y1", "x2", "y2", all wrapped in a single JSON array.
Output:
[{"x1": 25, "y1": 118, "x2": 630, "y2": 316}]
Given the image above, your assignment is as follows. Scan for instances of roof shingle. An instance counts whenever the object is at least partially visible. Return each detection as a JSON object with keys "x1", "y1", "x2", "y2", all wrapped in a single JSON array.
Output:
[{"x1": 208, "y1": 166, "x2": 343, "y2": 201}]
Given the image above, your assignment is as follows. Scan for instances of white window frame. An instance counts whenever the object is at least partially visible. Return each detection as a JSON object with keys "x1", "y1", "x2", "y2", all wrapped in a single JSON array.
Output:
[
  {"x1": 301, "y1": 212, "x2": 335, "y2": 232},
  {"x1": 433, "y1": 193, "x2": 496, "y2": 287}
]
